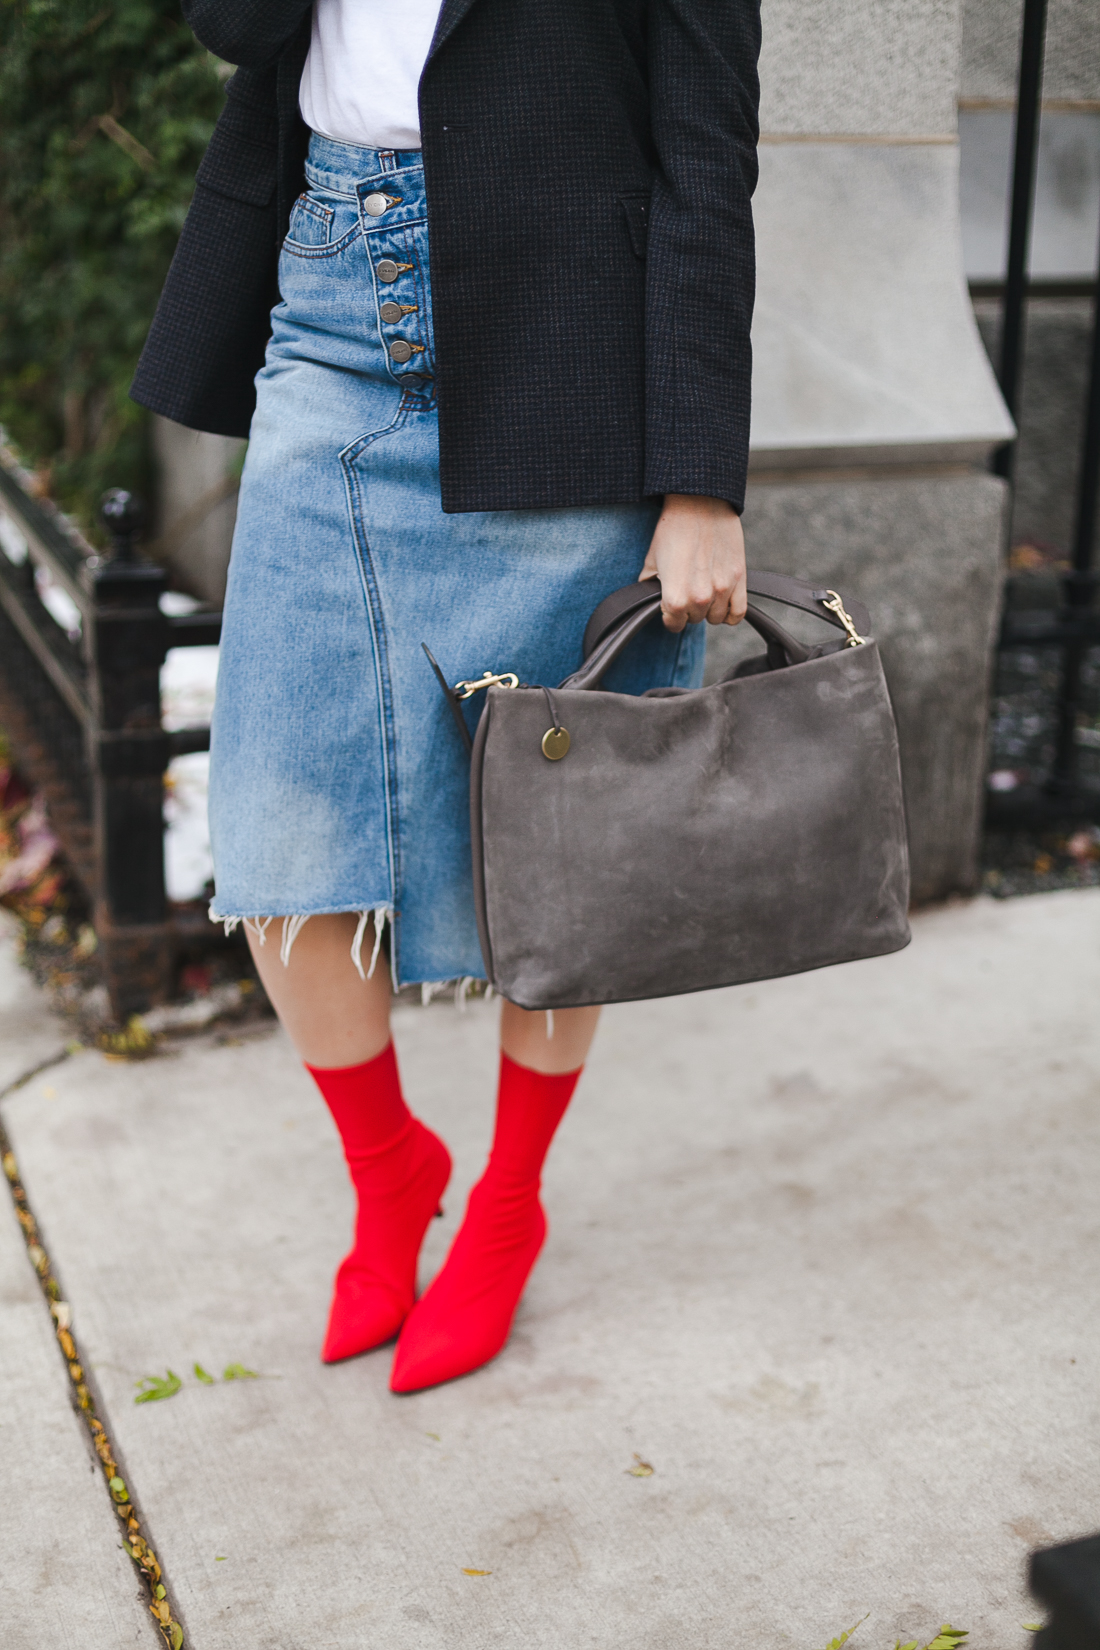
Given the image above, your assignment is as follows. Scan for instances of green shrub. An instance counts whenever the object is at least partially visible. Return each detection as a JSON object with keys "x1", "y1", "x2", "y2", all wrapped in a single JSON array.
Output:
[{"x1": 0, "y1": 0, "x2": 224, "y2": 538}]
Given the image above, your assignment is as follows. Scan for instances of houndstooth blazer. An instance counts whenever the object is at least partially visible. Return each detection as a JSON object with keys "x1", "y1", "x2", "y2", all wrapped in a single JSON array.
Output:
[{"x1": 130, "y1": 0, "x2": 760, "y2": 514}]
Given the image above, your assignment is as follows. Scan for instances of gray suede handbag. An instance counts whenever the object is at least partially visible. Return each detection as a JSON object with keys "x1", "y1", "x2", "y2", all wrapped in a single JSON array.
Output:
[{"x1": 428, "y1": 572, "x2": 910, "y2": 1010}]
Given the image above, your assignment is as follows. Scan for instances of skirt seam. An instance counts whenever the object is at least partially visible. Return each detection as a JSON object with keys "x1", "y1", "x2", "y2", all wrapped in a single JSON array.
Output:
[{"x1": 340, "y1": 422, "x2": 407, "y2": 974}]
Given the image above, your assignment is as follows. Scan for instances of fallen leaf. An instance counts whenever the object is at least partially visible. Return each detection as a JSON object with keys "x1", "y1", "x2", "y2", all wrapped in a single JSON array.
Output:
[
  {"x1": 193, "y1": 1363, "x2": 215, "y2": 1385},
  {"x1": 819, "y1": 1615, "x2": 869, "y2": 1650},
  {"x1": 626, "y1": 1453, "x2": 654, "y2": 1477},
  {"x1": 134, "y1": 1371, "x2": 182, "y2": 1404},
  {"x1": 155, "y1": 1584, "x2": 166, "y2": 1599},
  {"x1": 222, "y1": 1363, "x2": 258, "y2": 1381},
  {"x1": 108, "y1": 1476, "x2": 127, "y2": 1498},
  {"x1": 169, "y1": 1622, "x2": 184, "y2": 1650},
  {"x1": 215, "y1": 1555, "x2": 228, "y2": 1562},
  {"x1": 462, "y1": 1568, "x2": 492, "y2": 1576},
  {"x1": 51, "y1": 1301, "x2": 72, "y2": 1329},
  {"x1": 98, "y1": 1015, "x2": 156, "y2": 1060},
  {"x1": 1022, "y1": 1626, "x2": 1044, "y2": 1634},
  {"x1": 425, "y1": 1432, "x2": 441, "y2": 1441},
  {"x1": 58, "y1": 1328, "x2": 76, "y2": 1359},
  {"x1": 892, "y1": 1634, "x2": 968, "y2": 1650}
]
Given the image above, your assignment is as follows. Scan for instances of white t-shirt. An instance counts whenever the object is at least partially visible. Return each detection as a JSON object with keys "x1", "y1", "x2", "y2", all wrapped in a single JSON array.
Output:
[{"x1": 299, "y1": 0, "x2": 444, "y2": 152}]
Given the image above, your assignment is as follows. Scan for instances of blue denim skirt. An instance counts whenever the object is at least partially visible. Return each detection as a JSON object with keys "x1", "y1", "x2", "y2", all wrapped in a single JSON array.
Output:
[{"x1": 209, "y1": 134, "x2": 705, "y2": 987}]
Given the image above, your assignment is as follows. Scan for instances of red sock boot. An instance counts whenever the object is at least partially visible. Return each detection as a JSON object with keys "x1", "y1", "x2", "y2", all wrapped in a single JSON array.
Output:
[
  {"x1": 308, "y1": 1044, "x2": 452, "y2": 1363},
  {"x1": 390, "y1": 1052, "x2": 581, "y2": 1393}
]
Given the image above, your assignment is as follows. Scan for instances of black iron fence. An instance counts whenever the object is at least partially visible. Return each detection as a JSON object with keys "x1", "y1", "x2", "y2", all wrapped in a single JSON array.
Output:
[
  {"x1": 987, "y1": 0, "x2": 1100, "y2": 823},
  {"x1": 0, "y1": 445, "x2": 222, "y2": 1017}
]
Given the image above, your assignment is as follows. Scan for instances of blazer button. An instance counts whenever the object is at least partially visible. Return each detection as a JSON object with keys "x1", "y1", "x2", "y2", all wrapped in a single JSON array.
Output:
[
  {"x1": 379, "y1": 301, "x2": 403, "y2": 323},
  {"x1": 364, "y1": 193, "x2": 391, "y2": 217},
  {"x1": 389, "y1": 340, "x2": 414, "y2": 363},
  {"x1": 376, "y1": 259, "x2": 400, "y2": 282}
]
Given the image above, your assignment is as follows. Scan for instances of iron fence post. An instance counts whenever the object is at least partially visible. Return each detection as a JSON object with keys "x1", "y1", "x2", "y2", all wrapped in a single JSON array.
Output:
[
  {"x1": 86, "y1": 489, "x2": 173, "y2": 1017},
  {"x1": 994, "y1": 0, "x2": 1047, "y2": 482}
]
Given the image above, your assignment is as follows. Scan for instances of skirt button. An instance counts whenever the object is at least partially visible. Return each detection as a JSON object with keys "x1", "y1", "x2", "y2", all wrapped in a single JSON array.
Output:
[
  {"x1": 364, "y1": 193, "x2": 390, "y2": 217},
  {"x1": 376, "y1": 259, "x2": 400, "y2": 282},
  {"x1": 389, "y1": 340, "x2": 414, "y2": 363},
  {"x1": 379, "y1": 301, "x2": 403, "y2": 323}
]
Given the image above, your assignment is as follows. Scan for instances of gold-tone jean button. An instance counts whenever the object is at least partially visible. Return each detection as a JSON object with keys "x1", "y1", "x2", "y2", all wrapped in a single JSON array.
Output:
[
  {"x1": 364, "y1": 192, "x2": 390, "y2": 217},
  {"x1": 379, "y1": 301, "x2": 403, "y2": 323},
  {"x1": 376, "y1": 259, "x2": 400, "y2": 281},
  {"x1": 389, "y1": 340, "x2": 414, "y2": 363}
]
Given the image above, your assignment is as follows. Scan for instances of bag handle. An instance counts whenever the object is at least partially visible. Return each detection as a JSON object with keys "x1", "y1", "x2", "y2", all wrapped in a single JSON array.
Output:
[
  {"x1": 580, "y1": 571, "x2": 871, "y2": 662},
  {"x1": 561, "y1": 589, "x2": 804, "y2": 691},
  {"x1": 562, "y1": 574, "x2": 870, "y2": 693}
]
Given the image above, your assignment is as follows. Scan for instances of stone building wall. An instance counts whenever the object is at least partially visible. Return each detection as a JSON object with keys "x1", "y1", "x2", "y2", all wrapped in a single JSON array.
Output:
[
  {"x1": 719, "y1": 0, "x2": 1013, "y2": 902},
  {"x1": 961, "y1": 0, "x2": 1100, "y2": 104}
]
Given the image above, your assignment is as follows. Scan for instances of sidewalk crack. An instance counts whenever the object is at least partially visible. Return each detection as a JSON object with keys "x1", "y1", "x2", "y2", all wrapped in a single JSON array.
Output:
[{"x1": 1, "y1": 1059, "x2": 187, "y2": 1649}]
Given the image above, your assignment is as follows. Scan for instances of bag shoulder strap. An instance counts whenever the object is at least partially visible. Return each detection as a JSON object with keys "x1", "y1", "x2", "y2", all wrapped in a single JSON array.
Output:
[{"x1": 581, "y1": 572, "x2": 871, "y2": 661}]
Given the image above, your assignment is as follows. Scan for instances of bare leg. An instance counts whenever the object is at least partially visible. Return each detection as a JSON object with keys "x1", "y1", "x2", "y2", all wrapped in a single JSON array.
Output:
[
  {"x1": 499, "y1": 1001, "x2": 601, "y2": 1073},
  {"x1": 248, "y1": 913, "x2": 597, "y2": 1074},
  {"x1": 246, "y1": 914, "x2": 392, "y2": 1067}
]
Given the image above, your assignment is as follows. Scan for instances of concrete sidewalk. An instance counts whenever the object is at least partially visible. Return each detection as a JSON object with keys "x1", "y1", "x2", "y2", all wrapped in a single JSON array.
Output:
[
  {"x1": 2, "y1": 890, "x2": 1099, "y2": 1649},
  {"x1": 0, "y1": 911, "x2": 150, "y2": 1644}
]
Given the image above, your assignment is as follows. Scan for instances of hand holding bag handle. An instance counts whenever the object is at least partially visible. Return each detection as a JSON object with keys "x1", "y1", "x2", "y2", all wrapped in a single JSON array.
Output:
[
  {"x1": 563, "y1": 572, "x2": 867, "y2": 692},
  {"x1": 580, "y1": 571, "x2": 870, "y2": 661}
]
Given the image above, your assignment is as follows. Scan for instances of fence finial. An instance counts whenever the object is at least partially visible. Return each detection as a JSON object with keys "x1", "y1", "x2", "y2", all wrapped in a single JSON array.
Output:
[{"x1": 100, "y1": 489, "x2": 144, "y2": 563}]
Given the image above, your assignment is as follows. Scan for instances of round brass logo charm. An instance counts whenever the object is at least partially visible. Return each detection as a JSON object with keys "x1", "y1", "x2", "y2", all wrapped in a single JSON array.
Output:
[{"x1": 541, "y1": 726, "x2": 571, "y2": 761}]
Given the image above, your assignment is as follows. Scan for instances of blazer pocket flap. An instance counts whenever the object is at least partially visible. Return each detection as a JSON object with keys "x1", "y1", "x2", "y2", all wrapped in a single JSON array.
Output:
[
  {"x1": 196, "y1": 133, "x2": 277, "y2": 209},
  {"x1": 620, "y1": 194, "x2": 650, "y2": 259}
]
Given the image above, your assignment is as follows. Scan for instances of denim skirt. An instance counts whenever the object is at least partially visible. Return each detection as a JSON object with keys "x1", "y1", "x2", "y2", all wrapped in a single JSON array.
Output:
[{"x1": 208, "y1": 134, "x2": 705, "y2": 988}]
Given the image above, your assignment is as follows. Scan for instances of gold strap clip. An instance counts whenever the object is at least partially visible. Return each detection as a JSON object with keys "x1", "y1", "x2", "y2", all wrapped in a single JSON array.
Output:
[
  {"x1": 453, "y1": 670, "x2": 519, "y2": 700},
  {"x1": 820, "y1": 590, "x2": 867, "y2": 648}
]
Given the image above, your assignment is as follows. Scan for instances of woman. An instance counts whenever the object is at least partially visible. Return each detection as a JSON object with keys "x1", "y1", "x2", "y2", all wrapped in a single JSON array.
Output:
[{"x1": 132, "y1": 0, "x2": 760, "y2": 1392}]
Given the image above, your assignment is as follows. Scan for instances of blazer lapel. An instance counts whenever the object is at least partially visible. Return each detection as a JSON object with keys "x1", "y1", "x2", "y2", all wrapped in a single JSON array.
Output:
[{"x1": 427, "y1": 0, "x2": 481, "y2": 61}]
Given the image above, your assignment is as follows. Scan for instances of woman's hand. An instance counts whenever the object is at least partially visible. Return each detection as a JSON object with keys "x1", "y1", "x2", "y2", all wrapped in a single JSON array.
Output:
[{"x1": 639, "y1": 494, "x2": 747, "y2": 632}]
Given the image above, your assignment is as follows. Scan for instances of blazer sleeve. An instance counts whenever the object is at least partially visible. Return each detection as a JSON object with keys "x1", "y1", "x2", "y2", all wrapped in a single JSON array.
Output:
[
  {"x1": 181, "y1": 0, "x2": 312, "y2": 67},
  {"x1": 643, "y1": 0, "x2": 761, "y2": 513}
]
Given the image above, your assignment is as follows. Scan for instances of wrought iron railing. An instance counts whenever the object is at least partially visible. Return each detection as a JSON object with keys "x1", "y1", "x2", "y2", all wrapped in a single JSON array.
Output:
[
  {"x1": 987, "y1": 0, "x2": 1100, "y2": 821},
  {"x1": 0, "y1": 443, "x2": 222, "y2": 1017}
]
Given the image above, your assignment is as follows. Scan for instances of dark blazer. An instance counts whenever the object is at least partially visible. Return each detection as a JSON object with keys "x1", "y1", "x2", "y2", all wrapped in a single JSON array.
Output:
[{"x1": 131, "y1": 0, "x2": 760, "y2": 514}]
